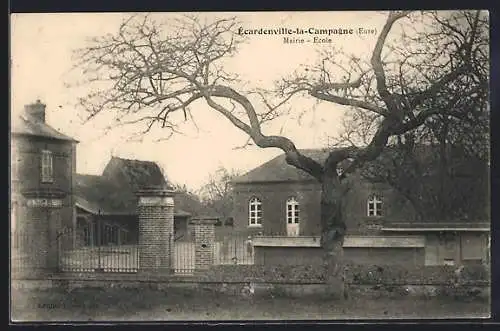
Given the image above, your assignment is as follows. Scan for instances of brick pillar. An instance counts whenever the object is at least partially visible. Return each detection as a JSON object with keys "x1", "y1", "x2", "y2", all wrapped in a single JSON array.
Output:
[
  {"x1": 192, "y1": 217, "x2": 217, "y2": 271},
  {"x1": 136, "y1": 188, "x2": 175, "y2": 274}
]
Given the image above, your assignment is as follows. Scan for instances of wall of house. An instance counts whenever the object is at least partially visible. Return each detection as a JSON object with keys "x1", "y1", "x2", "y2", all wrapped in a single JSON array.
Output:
[
  {"x1": 232, "y1": 174, "x2": 417, "y2": 236},
  {"x1": 232, "y1": 181, "x2": 322, "y2": 236},
  {"x1": 342, "y1": 176, "x2": 417, "y2": 234},
  {"x1": 424, "y1": 232, "x2": 488, "y2": 266},
  {"x1": 12, "y1": 135, "x2": 75, "y2": 230},
  {"x1": 254, "y1": 246, "x2": 425, "y2": 268}
]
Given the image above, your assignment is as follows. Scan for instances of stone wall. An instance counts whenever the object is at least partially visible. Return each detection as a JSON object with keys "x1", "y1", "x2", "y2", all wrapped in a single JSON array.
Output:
[
  {"x1": 202, "y1": 263, "x2": 490, "y2": 286},
  {"x1": 254, "y1": 246, "x2": 426, "y2": 268},
  {"x1": 11, "y1": 263, "x2": 490, "y2": 299}
]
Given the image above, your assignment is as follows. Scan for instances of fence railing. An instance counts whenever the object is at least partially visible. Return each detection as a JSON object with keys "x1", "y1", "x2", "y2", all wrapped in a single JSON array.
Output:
[
  {"x1": 173, "y1": 233, "x2": 195, "y2": 275},
  {"x1": 56, "y1": 226, "x2": 140, "y2": 273},
  {"x1": 58, "y1": 244, "x2": 140, "y2": 273},
  {"x1": 214, "y1": 235, "x2": 254, "y2": 265},
  {"x1": 12, "y1": 228, "x2": 258, "y2": 277}
]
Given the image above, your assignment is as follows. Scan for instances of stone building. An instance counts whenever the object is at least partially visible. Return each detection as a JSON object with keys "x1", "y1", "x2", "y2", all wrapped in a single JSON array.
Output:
[
  {"x1": 231, "y1": 149, "x2": 490, "y2": 267},
  {"x1": 11, "y1": 100, "x2": 78, "y2": 272}
]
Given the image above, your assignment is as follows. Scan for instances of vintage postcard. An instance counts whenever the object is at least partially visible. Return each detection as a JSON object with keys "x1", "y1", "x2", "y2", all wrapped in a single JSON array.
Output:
[{"x1": 10, "y1": 10, "x2": 490, "y2": 322}]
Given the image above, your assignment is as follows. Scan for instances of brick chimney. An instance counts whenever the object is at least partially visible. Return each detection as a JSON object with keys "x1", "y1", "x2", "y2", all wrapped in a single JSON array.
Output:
[{"x1": 24, "y1": 100, "x2": 46, "y2": 123}]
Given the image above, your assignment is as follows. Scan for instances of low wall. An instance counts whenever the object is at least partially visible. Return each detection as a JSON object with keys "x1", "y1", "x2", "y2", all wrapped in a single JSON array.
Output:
[
  {"x1": 202, "y1": 263, "x2": 490, "y2": 285},
  {"x1": 254, "y1": 246, "x2": 425, "y2": 268},
  {"x1": 11, "y1": 263, "x2": 490, "y2": 299},
  {"x1": 11, "y1": 278, "x2": 490, "y2": 300}
]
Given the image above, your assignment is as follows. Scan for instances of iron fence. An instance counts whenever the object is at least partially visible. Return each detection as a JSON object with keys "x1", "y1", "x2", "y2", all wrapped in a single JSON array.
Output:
[
  {"x1": 172, "y1": 233, "x2": 195, "y2": 275},
  {"x1": 12, "y1": 226, "x2": 261, "y2": 277},
  {"x1": 57, "y1": 225, "x2": 139, "y2": 273},
  {"x1": 214, "y1": 233, "x2": 255, "y2": 265}
]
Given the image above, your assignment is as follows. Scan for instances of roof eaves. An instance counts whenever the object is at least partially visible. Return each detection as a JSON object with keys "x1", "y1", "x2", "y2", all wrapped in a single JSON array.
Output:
[{"x1": 232, "y1": 178, "x2": 317, "y2": 185}]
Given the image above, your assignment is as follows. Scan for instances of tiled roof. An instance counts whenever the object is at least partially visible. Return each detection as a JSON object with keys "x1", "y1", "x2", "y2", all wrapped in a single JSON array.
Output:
[
  {"x1": 102, "y1": 156, "x2": 172, "y2": 191},
  {"x1": 232, "y1": 145, "x2": 482, "y2": 184},
  {"x1": 11, "y1": 114, "x2": 77, "y2": 142},
  {"x1": 75, "y1": 157, "x2": 193, "y2": 217},
  {"x1": 232, "y1": 149, "x2": 331, "y2": 183}
]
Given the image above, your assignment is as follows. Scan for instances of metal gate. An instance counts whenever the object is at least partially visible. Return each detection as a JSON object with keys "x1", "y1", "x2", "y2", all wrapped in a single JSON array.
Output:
[
  {"x1": 57, "y1": 221, "x2": 139, "y2": 273},
  {"x1": 172, "y1": 233, "x2": 195, "y2": 275}
]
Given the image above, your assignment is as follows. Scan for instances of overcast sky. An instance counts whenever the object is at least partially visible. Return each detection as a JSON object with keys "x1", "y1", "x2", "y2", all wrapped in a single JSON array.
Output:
[{"x1": 11, "y1": 12, "x2": 388, "y2": 190}]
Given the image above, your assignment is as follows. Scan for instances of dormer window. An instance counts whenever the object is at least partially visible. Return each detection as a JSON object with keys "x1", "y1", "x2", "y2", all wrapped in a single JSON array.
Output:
[
  {"x1": 367, "y1": 194, "x2": 383, "y2": 217},
  {"x1": 41, "y1": 150, "x2": 53, "y2": 183}
]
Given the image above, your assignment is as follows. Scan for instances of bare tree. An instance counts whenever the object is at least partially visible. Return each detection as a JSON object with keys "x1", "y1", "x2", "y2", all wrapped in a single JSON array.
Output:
[
  {"x1": 73, "y1": 10, "x2": 489, "y2": 297},
  {"x1": 170, "y1": 183, "x2": 206, "y2": 217},
  {"x1": 330, "y1": 11, "x2": 489, "y2": 223},
  {"x1": 199, "y1": 166, "x2": 240, "y2": 221}
]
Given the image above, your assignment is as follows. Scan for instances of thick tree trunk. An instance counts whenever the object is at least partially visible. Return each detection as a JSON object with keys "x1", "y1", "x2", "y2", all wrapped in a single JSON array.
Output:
[
  {"x1": 320, "y1": 171, "x2": 346, "y2": 299},
  {"x1": 438, "y1": 119, "x2": 449, "y2": 220}
]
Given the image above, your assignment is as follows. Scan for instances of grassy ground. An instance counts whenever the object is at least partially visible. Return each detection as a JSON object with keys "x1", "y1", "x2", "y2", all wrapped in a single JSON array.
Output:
[{"x1": 11, "y1": 287, "x2": 490, "y2": 322}]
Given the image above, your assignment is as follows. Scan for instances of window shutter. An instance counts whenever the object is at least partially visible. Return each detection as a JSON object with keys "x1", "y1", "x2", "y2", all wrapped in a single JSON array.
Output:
[{"x1": 41, "y1": 150, "x2": 53, "y2": 182}]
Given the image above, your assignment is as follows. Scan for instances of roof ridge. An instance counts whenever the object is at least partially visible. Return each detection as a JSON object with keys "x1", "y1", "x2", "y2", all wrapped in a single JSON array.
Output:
[{"x1": 112, "y1": 156, "x2": 158, "y2": 163}]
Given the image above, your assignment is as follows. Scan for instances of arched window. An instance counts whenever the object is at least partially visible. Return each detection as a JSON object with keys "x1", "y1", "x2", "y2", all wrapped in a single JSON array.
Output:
[
  {"x1": 248, "y1": 197, "x2": 262, "y2": 226},
  {"x1": 367, "y1": 194, "x2": 383, "y2": 217},
  {"x1": 286, "y1": 197, "x2": 300, "y2": 224}
]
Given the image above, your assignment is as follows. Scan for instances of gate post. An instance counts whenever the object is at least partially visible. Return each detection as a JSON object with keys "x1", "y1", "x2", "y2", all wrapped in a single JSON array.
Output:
[
  {"x1": 192, "y1": 217, "x2": 217, "y2": 271},
  {"x1": 22, "y1": 196, "x2": 65, "y2": 276},
  {"x1": 136, "y1": 187, "x2": 175, "y2": 275}
]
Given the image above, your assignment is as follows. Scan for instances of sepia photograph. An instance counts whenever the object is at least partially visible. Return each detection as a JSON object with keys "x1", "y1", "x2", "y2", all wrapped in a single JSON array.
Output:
[{"x1": 10, "y1": 10, "x2": 490, "y2": 321}]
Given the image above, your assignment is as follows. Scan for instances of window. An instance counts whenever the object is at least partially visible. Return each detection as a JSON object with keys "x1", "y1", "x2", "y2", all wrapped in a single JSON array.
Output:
[
  {"x1": 248, "y1": 197, "x2": 262, "y2": 226},
  {"x1": 336, "y1": 166, "x2": 343, "y2": 177},
  {"x1": 286, "y1": 197, "x2": 300, "y2": 224},
  {"x1": 367, "y1": 194, "x2": 383, "y2": 217},
  {"x1": 41, "y1": 150, "x2": 53, "y2": 183}
]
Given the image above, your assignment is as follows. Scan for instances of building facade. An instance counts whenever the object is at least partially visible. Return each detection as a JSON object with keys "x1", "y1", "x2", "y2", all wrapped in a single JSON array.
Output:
[
  {"x1": 11, "y1": 100, "x2": 78, "y2": 272},
  {"x1": 231, "y1": 149, "x2": 490, "y2": 267}
]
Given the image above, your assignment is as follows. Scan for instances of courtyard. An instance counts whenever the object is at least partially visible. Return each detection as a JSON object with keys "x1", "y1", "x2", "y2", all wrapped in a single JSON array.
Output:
[{"x1": 11, "y1": 287, "x2": 489, "y2": 321}]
